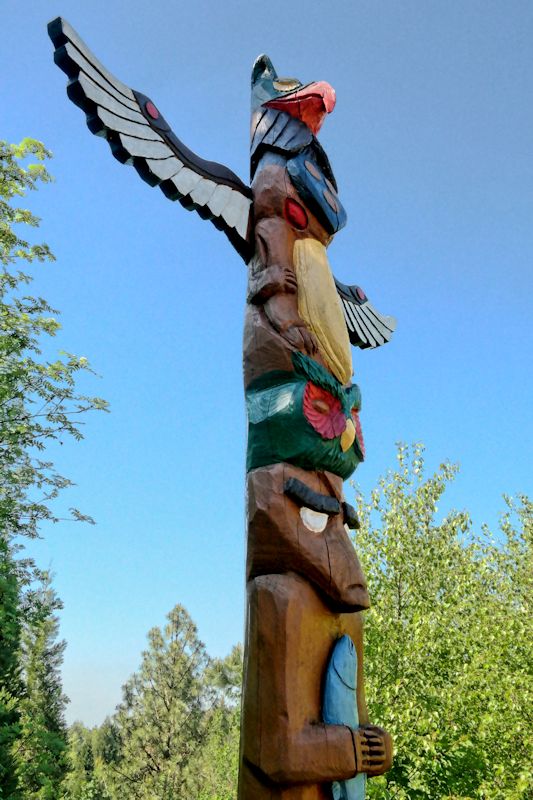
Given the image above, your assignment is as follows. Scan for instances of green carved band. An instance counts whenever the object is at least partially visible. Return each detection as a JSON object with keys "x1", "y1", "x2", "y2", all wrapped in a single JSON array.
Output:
[{"x1": 246, "y1": 366, "x2": 363, "y2": 479}]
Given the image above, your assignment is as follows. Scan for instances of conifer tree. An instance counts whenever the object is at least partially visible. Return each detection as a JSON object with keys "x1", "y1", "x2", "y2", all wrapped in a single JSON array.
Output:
[
  {"x1": 193, "y1": 644, "x2": 243, "y2": 800},
  {"x1": 0, "y1": 538, "x2": 22, "y2": 799},
  {"x1": 15, "y1": 572, "x2": 68, "y2": 798},
  {"x1": 109, "y1": 605, "x2": 209, "y2": 800},
  {"x1": 63, "y1": 722, "x2": 113, "y2": 800}
]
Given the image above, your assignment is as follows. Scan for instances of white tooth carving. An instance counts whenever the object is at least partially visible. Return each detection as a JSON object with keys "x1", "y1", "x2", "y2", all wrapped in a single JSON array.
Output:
[{"x1": 300, "y1": 507, "x2": 328, "y2": 533}]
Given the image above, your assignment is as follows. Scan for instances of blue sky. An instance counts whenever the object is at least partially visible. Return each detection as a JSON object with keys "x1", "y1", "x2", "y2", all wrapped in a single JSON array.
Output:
[{"x1": 3, "y1": 0, "x2": 532, "y2": 726}]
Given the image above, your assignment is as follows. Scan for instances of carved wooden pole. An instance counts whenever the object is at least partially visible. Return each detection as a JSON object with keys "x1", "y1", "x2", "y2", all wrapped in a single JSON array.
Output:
[
  {"x1": 48, "y1": 22, "x2": 395, "y2": 798},
  {"x1": 239, "y1": 56, "x2": 394, "y2": 800}
]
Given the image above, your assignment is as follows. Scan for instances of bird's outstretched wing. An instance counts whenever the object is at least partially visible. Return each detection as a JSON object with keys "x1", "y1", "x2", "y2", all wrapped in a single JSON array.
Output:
[
  {"x1": 334, "y1": 278, "x2": 396, "y2": 349},
  {"x1": 48, "y1": 17, "x2": 253, "y2": 261}
]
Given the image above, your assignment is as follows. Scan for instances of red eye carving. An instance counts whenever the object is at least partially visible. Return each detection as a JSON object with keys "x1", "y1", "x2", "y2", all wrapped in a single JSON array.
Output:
[
  {"x1": 312, "y1": 399, "x2": 330, "y2": 414},
  {"x1": 284, "y1": 198, "x2": 308, "y2": 230},
  {"x1": 303, "y1": 383, "x2": 345, "y2": 439}
]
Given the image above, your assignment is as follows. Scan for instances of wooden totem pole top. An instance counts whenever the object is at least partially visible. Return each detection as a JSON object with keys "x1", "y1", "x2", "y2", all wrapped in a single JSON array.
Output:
[{"x1": 47, "y1": 17, "x2": 394, "y2": 353}]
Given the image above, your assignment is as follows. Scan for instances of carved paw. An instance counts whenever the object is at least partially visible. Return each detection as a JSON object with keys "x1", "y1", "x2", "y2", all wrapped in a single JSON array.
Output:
[
  {"x1": 354, "y1": 725, "x2": 393, "y2": 777},
  {"x1": 282, "y1": 324, "x2": 318, "y2": 355},
  {"x1": 282, "y1": 267, "x2": 298, "y2": 294}
]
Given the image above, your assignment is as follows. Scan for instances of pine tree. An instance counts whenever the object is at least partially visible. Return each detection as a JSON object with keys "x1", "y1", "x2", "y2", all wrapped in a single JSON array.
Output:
[
  {"x1": 63, "y1": 722, "x2": 114, "y2": 800},
  {"x1": 0, "y1": 539, "x2": 22, "y2": 799},
  {"x1": 108, "y1": 605, "x2": 209, "y2": 800},
  {"x1": 193, "y1": 644, "x2": 243, "y2": 800},
  {"x1": 15, "y1": 572, "x2": 68, "y2": 798},
  {"x1": 63, "y1": 722, "x2": 95, "y2": 798}
]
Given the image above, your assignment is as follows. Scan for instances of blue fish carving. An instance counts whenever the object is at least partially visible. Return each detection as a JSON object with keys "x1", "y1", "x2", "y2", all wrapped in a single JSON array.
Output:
[{"x1": 323, "y1": 635, "x2": 366, "y2": 800}]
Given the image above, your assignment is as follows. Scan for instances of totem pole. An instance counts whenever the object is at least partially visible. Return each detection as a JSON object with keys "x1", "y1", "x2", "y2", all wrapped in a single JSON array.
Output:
[{"x1": 48, "y1": 19, "x2": 395, "y2": 799}]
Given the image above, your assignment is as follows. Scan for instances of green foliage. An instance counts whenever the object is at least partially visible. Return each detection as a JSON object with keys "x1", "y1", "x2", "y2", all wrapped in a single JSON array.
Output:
[
  {"x1": 62, "y1": 722, "x2": 114, "y2": 800},
  {"x1": 106, "y1": 605, "x2": 210, "y2": 800},
  {"x1": 355, "y1": 444, "x2": 532, "y2": 799},
  {"x1": 0, "y1": 138, "x2": 108, "y2": 541},
  {"x1": 14, "y1": 573, "x2": 68, "y2": 799},
  {"x1": 67, "y1": 625, "x2": 243, "y2": 800},
  {"x1": 63, "y1": 722, "x2": 95, "y2": 798},
  {"x1": 0, "y1": 538, "x2": 22, "y2": 799},
  {"x1": 192, "y1": 645, "x2": 243, "y2": 800},
  {"x1": 0, "y1": 138, "x2": 107, "y2": 798},
  {"x1": 193, "y1": 703, "x2": 240, "y2": 800}
]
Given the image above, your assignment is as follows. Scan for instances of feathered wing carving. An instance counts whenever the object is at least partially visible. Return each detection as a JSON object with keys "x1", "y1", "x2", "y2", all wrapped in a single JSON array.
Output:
[
  {"x1": 334, "y1": 278, "x2": 396, "y2": 349},
  {"x1": 48, "y1": 17, "x2": 253, "y2": 262}
]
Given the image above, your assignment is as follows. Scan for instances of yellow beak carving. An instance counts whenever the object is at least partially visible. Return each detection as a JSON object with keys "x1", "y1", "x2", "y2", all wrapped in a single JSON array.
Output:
[
  {"x1": 293, "y1": 238, "x2": 353, "y2": 385},
  {"x1": 340, "y1": 417, "x2": 356, "y2": 452}
]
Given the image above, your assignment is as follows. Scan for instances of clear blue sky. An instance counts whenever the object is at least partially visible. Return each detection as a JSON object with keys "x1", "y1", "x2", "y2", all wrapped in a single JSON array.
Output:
[{"x1": 3, "y1": 1, "x2": 532, "y2": 726}]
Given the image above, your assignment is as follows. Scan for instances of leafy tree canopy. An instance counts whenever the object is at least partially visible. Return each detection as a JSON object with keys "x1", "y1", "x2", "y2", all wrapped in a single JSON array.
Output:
[
  {"x1": 356, "y1": 444, "x2": 532, "y2": 799},
  {"x1": 0, "y1": 138, "x2": 108, "y2": 542}
]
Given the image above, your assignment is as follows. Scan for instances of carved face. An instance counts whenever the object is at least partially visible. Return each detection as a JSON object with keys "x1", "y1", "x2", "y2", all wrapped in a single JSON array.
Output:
[
  {"x1": 247, "y1": 463, "x2": 370, "y2": 612},
  {"x1": 303, "y1": 382, "x2": 365, "y2": 459}
]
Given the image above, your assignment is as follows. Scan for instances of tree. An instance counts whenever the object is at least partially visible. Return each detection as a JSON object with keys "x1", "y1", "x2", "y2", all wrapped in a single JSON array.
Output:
[
  {"x1": 107, "y1": 605, "x2": 210, "y2": 799},
  {"x1": 0, "y1": 138, "x2": 108, "y2": 543},
  {"x1": 62, "y1": 722, "x2": 114, "y2": 800},
  {"x1": 63, "y1": 722, "x2": 95, "y2": 799},
  {"x1": 64, "y1": 629, "x2": 242, "y2": 800},
  {"x1": 0, "y1": 138, "x2": 108, "y2": 797},
  {"x1": 14, "y1": 572, "x2": 68, "y2": 798},
  {"x1": 0, "y1": 537, "x2": 22, "y2": 798},
  {"x1": 354, "y1": 443, "x2": 532, "y2": 799},
  {"x1": 193, "y1": 644, "x2": 243, "y2": 800},
  {"x1": 91, "y1": 718, "x2": 121, "y2": 781}
]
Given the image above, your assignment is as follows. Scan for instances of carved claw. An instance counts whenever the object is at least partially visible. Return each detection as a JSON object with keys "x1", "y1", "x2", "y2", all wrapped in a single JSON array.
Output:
[
  {"x1": 282, "y1": 324, "x2": 319, "y2": 355},
  {"x1": 354, "y1": 725, "x2": 393, "y2": 777},
  {"x1": 282, "y1": 267, "x2": 298, "y2": 294}
]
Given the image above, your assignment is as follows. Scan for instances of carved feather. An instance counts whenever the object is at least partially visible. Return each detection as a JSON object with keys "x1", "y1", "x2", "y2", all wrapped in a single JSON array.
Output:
[
  {"x1": 48, "y1": 17, "x2": 253, "y2": 261},
  {"x1": 334, "y1": 279, "x2": 396, "y2": 349}
]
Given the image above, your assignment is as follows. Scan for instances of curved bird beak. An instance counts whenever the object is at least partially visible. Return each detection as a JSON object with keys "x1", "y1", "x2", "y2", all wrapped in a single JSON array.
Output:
[
  {"x1": 340, "y1": 417, "x2": 356, "y2": 452},
  {"x1": 265, "y1": 81, "x2": 336, "y2": 135}
]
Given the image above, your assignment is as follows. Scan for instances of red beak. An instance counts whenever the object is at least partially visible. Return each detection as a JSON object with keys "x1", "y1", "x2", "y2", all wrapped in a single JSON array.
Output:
[{"x1": 264, "y1": 81, "x2": 336, "y2": 135}]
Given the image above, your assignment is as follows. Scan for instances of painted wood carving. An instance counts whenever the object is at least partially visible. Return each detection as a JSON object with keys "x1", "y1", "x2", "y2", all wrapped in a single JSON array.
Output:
[{"x1": 48, "y1": 19, "x2": 395, "y2": 798}]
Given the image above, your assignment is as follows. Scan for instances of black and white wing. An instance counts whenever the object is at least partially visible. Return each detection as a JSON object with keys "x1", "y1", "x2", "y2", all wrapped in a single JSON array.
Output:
[
  {"x1": 334, "y1": 279, "x2": 396, "y2": 349},
  {"x1": 48, "y1": 17, "x2": 253, "y2": 262}
]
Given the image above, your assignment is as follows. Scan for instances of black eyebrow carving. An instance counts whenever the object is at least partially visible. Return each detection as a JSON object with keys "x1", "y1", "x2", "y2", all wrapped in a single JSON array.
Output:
[
  {"x1": 342, "y1": 501, "x2": 360, "y2": 530},
  {"x1": 284, "y1": 478, "x2": 340, "y2": 515}
]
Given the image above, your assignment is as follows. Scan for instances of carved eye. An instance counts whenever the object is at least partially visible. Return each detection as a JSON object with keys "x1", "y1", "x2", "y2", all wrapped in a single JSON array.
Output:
[
  {"x1": 312, "y1": 399, "x2": 330, "y2": 415},
  {"x1": 273, "y1": 78, "x2": 300, "y2": 92},
  {"x1": 303, "y1": 383, "x2": 346, "y2": 439},
  {"x1": 284, "y1": 198, "x2": 308, "y2": 230}
]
